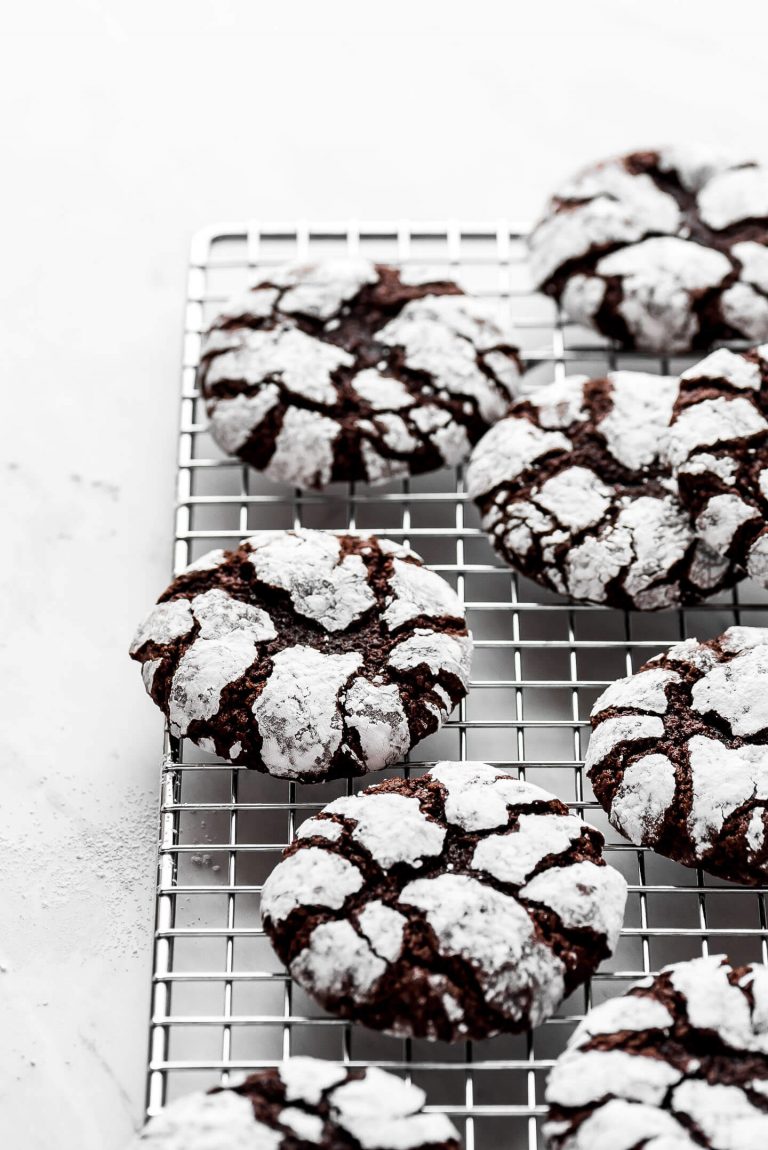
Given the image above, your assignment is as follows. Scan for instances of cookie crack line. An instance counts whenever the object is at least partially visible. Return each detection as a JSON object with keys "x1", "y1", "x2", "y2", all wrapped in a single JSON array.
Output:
[{"x1": 129, "y1": 530, "x2": 472, "y2": 780}]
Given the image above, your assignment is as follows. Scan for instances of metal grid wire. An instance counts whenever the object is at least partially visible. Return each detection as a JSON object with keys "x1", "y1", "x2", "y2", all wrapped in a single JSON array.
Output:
[{"x1": 146, "y1": 221, "x2": 768, "y2": 1149}]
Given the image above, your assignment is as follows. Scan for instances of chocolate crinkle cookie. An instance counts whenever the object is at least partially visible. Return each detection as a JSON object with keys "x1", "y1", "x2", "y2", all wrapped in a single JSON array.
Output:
[
  {"x1": 260, "y1": 762, "x2": 627, "y2": 1041},
  {"x1": 666, "y1": 344, "x2": 768, "y2": 586},
  {"x1": 466, "y1": 371, "x2": 739, "y2": 610},
  {"x1": 130, "y1": 1056, "x2": 460, "y2": 1149},
  {"x1": 129, "y1": 530, "x2": 471, "y2": 781},
  {"x1": 586, "y1": 627, "x2": 768, "y2": 886},
  {"x1": 530, "y1": 146, "x2": 768, "y2": 352},
  {"x1": 196, "y1": 258, "x2": 522, "y2": 488},
  {"x1": 544, "y1": 954, "x2": 768, "y2": 1149}
]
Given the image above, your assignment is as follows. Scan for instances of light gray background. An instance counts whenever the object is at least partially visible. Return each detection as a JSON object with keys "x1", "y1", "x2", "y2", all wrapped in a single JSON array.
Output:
[{"x1": 1, "y1": 3, "x2": 767, "y2": 1147}]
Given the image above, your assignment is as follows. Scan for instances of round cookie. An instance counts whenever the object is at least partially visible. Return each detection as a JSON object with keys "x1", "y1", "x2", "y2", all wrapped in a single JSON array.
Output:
[
  {"x1": 197, "y1": 258, "x2": 522, "y2": 488},
  {"x1": 260, "y1": 762, "x2": 628, "y2": 1041},
  {"x1": 529, "y1": 147, "x2": 768, "y2": 352},
  {"x1": 665, "y1": 344, "x2": 768, "y2": 586},
  {"x1": 466, "y1": 371, "x2": 739, "y2": 610},
  {"x1": 544, "y1": 954, "x2": 768, "y2": 1150},
  {"x1": 131, "y1": 1056, "x2": 460, "y2": 1149},
  {"x1": 129, "y1": 530, "x2": 471, "y2": 781},
  {"x1": 586, "y1": 626, "x2": 768, "y2": 886}
]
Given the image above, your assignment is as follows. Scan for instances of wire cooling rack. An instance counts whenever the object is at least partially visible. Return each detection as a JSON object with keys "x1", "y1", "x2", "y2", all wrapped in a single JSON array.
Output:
[{"x1": 146, "y1": 221, "x2": 768, "y2": 1149}]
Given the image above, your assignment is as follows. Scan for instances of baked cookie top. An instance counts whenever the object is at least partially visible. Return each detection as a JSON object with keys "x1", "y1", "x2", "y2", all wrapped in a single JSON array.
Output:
[
  {"x1": 545, "y1": 954, "x2": 768, "y2": 1150},
  {"x1": 466, "y1": 371, "x2": 738, "y2": 610},
  {"x1": 129, "y1": 530, "x2": 471, "y2": 781},
  {"x1": 586, "y1": 626, "x2": 768, "y2": 886},
  {"x1": 197, "y1": 258, "x2": 521, "y2": 488},
  {"x1": 529, "y1": 147, "x2": 768, "y2": 352},
  {"x1": 131, "y1": 1056, "x2": 459, "y2": 1149},
  {"x1": 665, "y1": 344, "x2": 768, "y2": 585},
  {"x1": 261, "y1": 762, "x2": 627, "y2": 1042}
]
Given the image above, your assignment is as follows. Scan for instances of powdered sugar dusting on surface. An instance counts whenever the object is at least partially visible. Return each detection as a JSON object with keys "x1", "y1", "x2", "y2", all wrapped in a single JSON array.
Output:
[
  {"x1": 383, "y1": 558, "x2": 463, "y2": 631},
  {"x1": 208, "y1": 386, "x2": 281, "y2": 454},
  {"x1": 612, "y1": 753, "x2": 677, "y2": 845},
  {"x1": 687, "y1": 735, "x2": 768, "y2": 855},
  {"x1": 399, "y1": 873, "x2": 566, "y2": 1026},
  {"x1": 329, "y1": 1067, "x2": 459, "y2": 1150},
  {"x1": 279, "y1": 1057, "x2": 347, "y2": 1104},
  {"x1": 521, "y1": 860, "x2": 627, "y2": 947},
  {"x1": 546, "y1": 1048, "x2": 682, "y2": 1108},
  {"x1": 466, "y1": 417, "x2": 570, "y2": 499},
  {"x1": 130, "y1": 598, "x2": 193, "y2": 654},
  {"x1": 291, "y1": 918, "x2": 387, "y2": 1000},
  {"x1": 132, "y1": 1090, "x2": 280, "y2": 1149},
  {"x1": 591, "y1": 668, "x2": 679, "y2": 716},
  {"x1": 260, "y1": 846, "x2": 363, "y2": 924},
  {"x1": 388, "y1": 629, "x2": 472, "y2": 691},
  {"x1": 247, "y1": 530, "x2": 376, "y2": 633},
  {"x1": 252, "y1": 646, "x2": 361, "y2": 778},
  {"x1": 598, "y1": 372, "x2": 678, "y2": 470},
  {"x1": 431, "y1": 761, "x2": 555, "y2": 831},
  {"x1": 325, "y1": 792, "x2": 446, "y2": 868},
  {"x1": 585, "y1": 714, "x2": 665, "y2": 770},
  {"x1": 691, "y1": 645, "x2": 768, "y2": 736},
  {"x1": 472, "y1": 813, "x2": 585, "y2": 885},
  {"x1": 343, "y1": 676, "x2": 411, "y2": 769}
]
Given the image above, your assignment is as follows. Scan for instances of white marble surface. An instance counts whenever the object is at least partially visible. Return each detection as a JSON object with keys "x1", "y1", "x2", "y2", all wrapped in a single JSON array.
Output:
[{"x1": 2, "y1": 2, "x2": 768, "y2": 1146}]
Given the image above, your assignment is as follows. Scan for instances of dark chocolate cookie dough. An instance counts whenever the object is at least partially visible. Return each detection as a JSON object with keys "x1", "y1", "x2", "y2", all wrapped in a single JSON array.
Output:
[
  {"x1": 132, "y1": 1056, "x2": 460, "y2": 1149},
  {"x1": 261, "y1": 763, "x2": 627, "y2": 1041},
  {"x1": 530, "y1": 147, "x2": 768, "y2": 352},
  {"x1": 129, "y1": 530, "x2": 471, "y2": 780},
  {"x1": 545, "y1": 955, "x2": 768, "y2": 1149},
  {"x1": 197, "y1": 258, "x2": 521, "y2": 487},
  {"x1": 466, "y1": 371, "x2": 739, "y2": 610},
  {"x1": 586, "y1": 627, "x2": 768, "y2": 886},
  {"x1": 666, "y1": 344, "x2": 768, "y2": 586}
]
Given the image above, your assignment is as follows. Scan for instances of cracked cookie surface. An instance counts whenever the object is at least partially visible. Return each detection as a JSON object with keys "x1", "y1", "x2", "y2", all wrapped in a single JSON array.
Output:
[
  {"x1": 131, "y1": 1056, "x2": 459, "y2": 1149},
  {"x1": 466, "y1": 371, "x2": 740, "y2": 610},
  {"x1": 544, "y1": 954, "x2": 768, "y2": 1149},
  {"x1": 530, "y1": 146, "x2": 768, "y2": 352},
  {"x1": 197, "y1": 258, "x2": 522, "y2": 488},
  {"x1": 261, "y1": 762, "x2": 627, "y2": 1041},
  {"x1": 586, "y1": 626, "x2": 768, "y2": 886},
  {"x1": 129, "y1": 530, "x2": 471, "y2": 781},
  {"x1": 666, "y1": 344, "x2": 768, "y2": 586}
]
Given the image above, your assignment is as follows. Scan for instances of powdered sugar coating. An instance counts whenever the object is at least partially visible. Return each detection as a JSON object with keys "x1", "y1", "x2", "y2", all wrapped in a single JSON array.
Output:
[
  {"x1": 587, "y1": 628, "x2": 768, "y2": 885},
  {"x1": 468, "y1": 372, "x2": 739, "y2": 611},
  {"x1": 545, "y1": 955, "x2": 768, "y2": 1150},
  {"x1": 131, "y1": 1058, "x2": 459, "y2": 1150},
  {"x1": 665, "y1": 345, "x2": 768, "y2": 585},
  {"x1": 261, "y1": 763, "x2": 626, "y2": 1042},
  {"x1": 131, "y1": 1090, "x2": 279, "y2": 1149},
  {"x1": 198, "y1": 260, "x2": 521, "y2": 488},
  {"x1": 130, "y1": 530, "x2": 471, "y2": 781},
  {"x1": 260, "y1": 847, "x2": 363, "y2": 924},
  {"x1": 400, "y1": 872, "x2": 566, "y2": 1026},
  {"x1": 531, "y1": 148, "x2": 768, "y2": 352},
  {"x1": 324, "y1": 792, "x2": 446, "y2": 869}
]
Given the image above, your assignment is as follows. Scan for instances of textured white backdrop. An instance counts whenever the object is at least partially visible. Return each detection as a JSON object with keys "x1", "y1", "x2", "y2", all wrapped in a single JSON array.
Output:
[{"x1": 1, "y1": 2, "x2": 767, "y2": 1146}]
